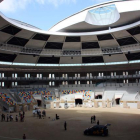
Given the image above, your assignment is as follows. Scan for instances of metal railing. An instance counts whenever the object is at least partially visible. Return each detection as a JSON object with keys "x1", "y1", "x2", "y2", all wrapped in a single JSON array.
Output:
[{"x1": 0, "y1": 42, "x2": 140, "y2": 56}]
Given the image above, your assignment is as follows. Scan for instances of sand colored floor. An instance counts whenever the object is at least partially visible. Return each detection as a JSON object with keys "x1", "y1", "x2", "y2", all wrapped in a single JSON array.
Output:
[{"x1": 0, "y1": 107, "x2": 140, "y2": 140}]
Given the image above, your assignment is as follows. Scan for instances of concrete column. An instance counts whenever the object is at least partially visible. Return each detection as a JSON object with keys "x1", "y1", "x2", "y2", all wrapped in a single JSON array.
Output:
[
  {"x1": 29, "y1": 103, "x2": 33, "y2": 111},
  {"x1": 0, "y1": 106, "x2": 2, "y2": 114},
  {"x1": 22, "y1": 105, "x2": 28, "y2": 112},
  {"x1": 56, "y1": 102, "x2": 60, "y2": 109},
  {"x1": 50, "y1": 102, "x2": 54, "y2": 109},
  {"x1": 137, "y1": 101, "x2": 140, "y2": 109},
  {"x1": 123, "y1": 101, "x2": 128, "y2": 108},
  {"x1": 102, "y1": 101, "x2": 106, "y2": 108},
  {"x1": 15, "y1": 104, "x2": 20, "y2": 112},
  {"x1": 107, "y1": 99, "x2": 111, "y2": 108},
  {"x1": 94, "y1": 101, "x2": 98, "y2": 108}
]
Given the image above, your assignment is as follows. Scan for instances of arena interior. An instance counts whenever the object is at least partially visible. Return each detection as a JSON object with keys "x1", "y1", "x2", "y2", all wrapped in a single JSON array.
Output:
[{"x1": 1, "y1": 0, "x2": 140, "y2": 140}]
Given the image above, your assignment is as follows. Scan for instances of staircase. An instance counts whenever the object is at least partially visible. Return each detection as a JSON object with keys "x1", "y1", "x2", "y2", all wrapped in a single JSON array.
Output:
[
  {"x1": 41, "y1": 94, "x2": 46, "y2": 108},
  {"x1": 0, "y1": 89, "x2": 17, "y2": 110},
  {"x1": 0, "y1": 99, "x2": 9, "y2": 110}
]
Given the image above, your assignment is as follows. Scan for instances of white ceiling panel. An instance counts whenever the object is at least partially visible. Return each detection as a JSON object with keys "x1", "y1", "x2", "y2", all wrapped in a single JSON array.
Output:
[
  {"x1": 16, "y1": 30, "x2": 35, "y2": 39},
  {"x1": 81, "y1": 35, "x2": 98, "y2": 42},
  {"x1": 113, "y1": 30, "x2": 131, "y2": 39},
  {"x1": 134, "y1": 34, "x2": 140, "y2": 42},
  {"x1": 0, "y1": 17, "x2": 8, "y2": 29},
  {"x1": 99, "y1": 40, "x2": 119, "y2": 48},
  {"x1": 14, "y1": 54, "x2": 38, "y2": 63},
  {"x1": 103, "y1": 54, "x2": 127, "y2": 62},
  {"x1": 60, "y1": 56, "x2": 82, "y2": 64},
  {"x1": 63, "y1": 42, "x2": 81, "y2": 50},
  {"x1": 0, "y1": 31, "x2": 12, "y2": 42},
  {"x1": 47, "y1": 35, "x2": 65, "y2": 42},
  {"x1": 26, "y1": 39, "x2": 46, "y2": 49}
]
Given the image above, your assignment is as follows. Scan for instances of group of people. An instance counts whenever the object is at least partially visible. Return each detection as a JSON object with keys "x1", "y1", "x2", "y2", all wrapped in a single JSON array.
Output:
[
  {"x1": 1, "y1": 114, "x2": 13, "y2": 122},
  {"x1": 33, "y1": 108, "x2": 46, "y2": 119},
  {"x1": 1, "y1": 111, "x2": 25, "y2": 122},
  {"x1": 19, "y1": 111, "x2": 25, "y2": 122},
  {"x1": 91, "y1": 115, "x2": 99, "y2": 125}
]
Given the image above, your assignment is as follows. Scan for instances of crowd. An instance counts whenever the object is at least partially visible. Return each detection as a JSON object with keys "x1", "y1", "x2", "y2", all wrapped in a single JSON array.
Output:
[
  {"x1": 33, "y1": 108, "x2": 46, "y2": 119},
  {"x1": 1, "y1": 111, "x2": 25, "y2": 122}
]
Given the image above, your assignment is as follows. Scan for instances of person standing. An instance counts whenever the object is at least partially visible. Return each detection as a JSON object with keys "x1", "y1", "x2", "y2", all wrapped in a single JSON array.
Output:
[
  {"x1": 3, "y1": 114, "x2": 5, "y2": 121},
  {"x1": 23, "y1": 111, "x2": 25, "y2": 117},
  {"x1": 20, "y1": 114, "x2": 23, "y2": 122},
  {"x1": 91, "y1": 116, "x2": 92, "y2": 123},
  {"x1": 23, "y1": 134, "x2": 26, "y2": 139},
  {"x1": 93, "y1": 115, "x2": 96, "y2": 123},
  {"x1": 7, "y1": 114, "x2": 9, "y2": 122},
  {"x1": 97, "y1": 120, "x2": 99, "y2": 125},
  {"x1": 16, "y1": 115, "x2": 18, "y2": 122},
  {"x1": 64, "y1": 121, "x2": 67, "y2": 130},
  {"x1": 1, "y1": 114, "x2": 3, "y2": 122},
  {"x1": 19, "y1": 111, "x2": 21, "y2": 117}
]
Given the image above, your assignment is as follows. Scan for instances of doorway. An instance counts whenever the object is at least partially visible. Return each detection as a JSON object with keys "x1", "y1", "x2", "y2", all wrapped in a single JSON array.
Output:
[
  {"x1": 95, "y1": 95, "x2": 102, "y2": 99},
  {"x1": 75, "y1": 99, "x2": 83, "y2": 105},
  {"x1": 37, "y1": 100, "x2": 42, "y2": 106},
  {"x1": 115, "y1": 98, "x2": 120, "y2": 105}
]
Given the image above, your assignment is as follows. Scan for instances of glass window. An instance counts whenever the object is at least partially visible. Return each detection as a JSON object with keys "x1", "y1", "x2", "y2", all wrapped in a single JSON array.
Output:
[
  {"x1": 15, "y1": 82, "x2": 18, "y2": 86},
  {"x1": 28, "y1": 74, "x2": 30, "y2": 78},
  {"x1": 126, "y1": 79, "x2": 129, "y2": 84},
  {"x1": 49, "y1": 74, "x2": 51, "y2": 78},
  {"x1": 90, "y1": 73, "x2": 92, "y2": 77},
  {"x1": 78, "y1": 74, "x2": 80, "y2": 78},
  {"x1": 52, "y1": 81, "x2": 55, "y2": 86},
  {"x1": 2, "y1": 82, "x2": 4, "y2": 87},
  {"x1": 66, "y1": 81, "x2": 68, "y2": 85},
  {"x1": 62, "y1": 81, "x2": 65, "y2": 85},
  {"x1": 52, "y1": 74, "x2": 55, "y2": 78},
  {"x1": 49, "y1": 82, "x2": 52, "y2": 86},
  {"x1": 0, "y1": 73, "x2": 4, "y2": 78},
  {"x1": 25, "y1": 74, "x2": 27, "y2": 78}
]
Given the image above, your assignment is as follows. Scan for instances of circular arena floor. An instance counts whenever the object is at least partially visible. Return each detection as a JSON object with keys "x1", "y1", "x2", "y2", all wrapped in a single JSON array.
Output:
[{"x1": 0, "y1": 107, "x2": 140, "y2": 140}]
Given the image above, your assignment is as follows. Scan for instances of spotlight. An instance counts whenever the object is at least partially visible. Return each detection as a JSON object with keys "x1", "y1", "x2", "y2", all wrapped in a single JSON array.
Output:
[{"x1": 109, "y1": 54, "x2": 111, "y2": 57}]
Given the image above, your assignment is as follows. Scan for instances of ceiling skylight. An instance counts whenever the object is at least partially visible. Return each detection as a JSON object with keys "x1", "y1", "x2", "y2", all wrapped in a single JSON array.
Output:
[{"x1": 86, "y1": 4, "x2": 120, "y2": 26}]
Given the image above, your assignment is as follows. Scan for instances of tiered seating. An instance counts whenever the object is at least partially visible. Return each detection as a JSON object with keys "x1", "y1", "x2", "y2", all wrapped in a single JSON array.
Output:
[
  {"x1": 33, "y1": 88, "x2": 53, "y2": 96},
  {"x1": 62, "y1": 90, "x2": 91, "y2": 95},
  {"x1": 0, "y1": 92, "x2": 16, "y2": 106},
  {"x1": 62, "y1": 90, "x2": 92, "y2": 100},
  {"x1": 18, "y1": 88, "x2": 54, "y2": 103},
  {"x1": 18, "y1": 91, "x2": 34, "y2": 103},
  {"x1": 44, "y1": 95, "x2": 54, "y2": 100}
]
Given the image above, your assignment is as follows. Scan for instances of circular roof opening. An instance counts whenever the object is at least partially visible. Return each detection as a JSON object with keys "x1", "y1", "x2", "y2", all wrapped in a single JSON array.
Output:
[{"x1": 86, "y1": 4, "x2": 120, "y2": 26}]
